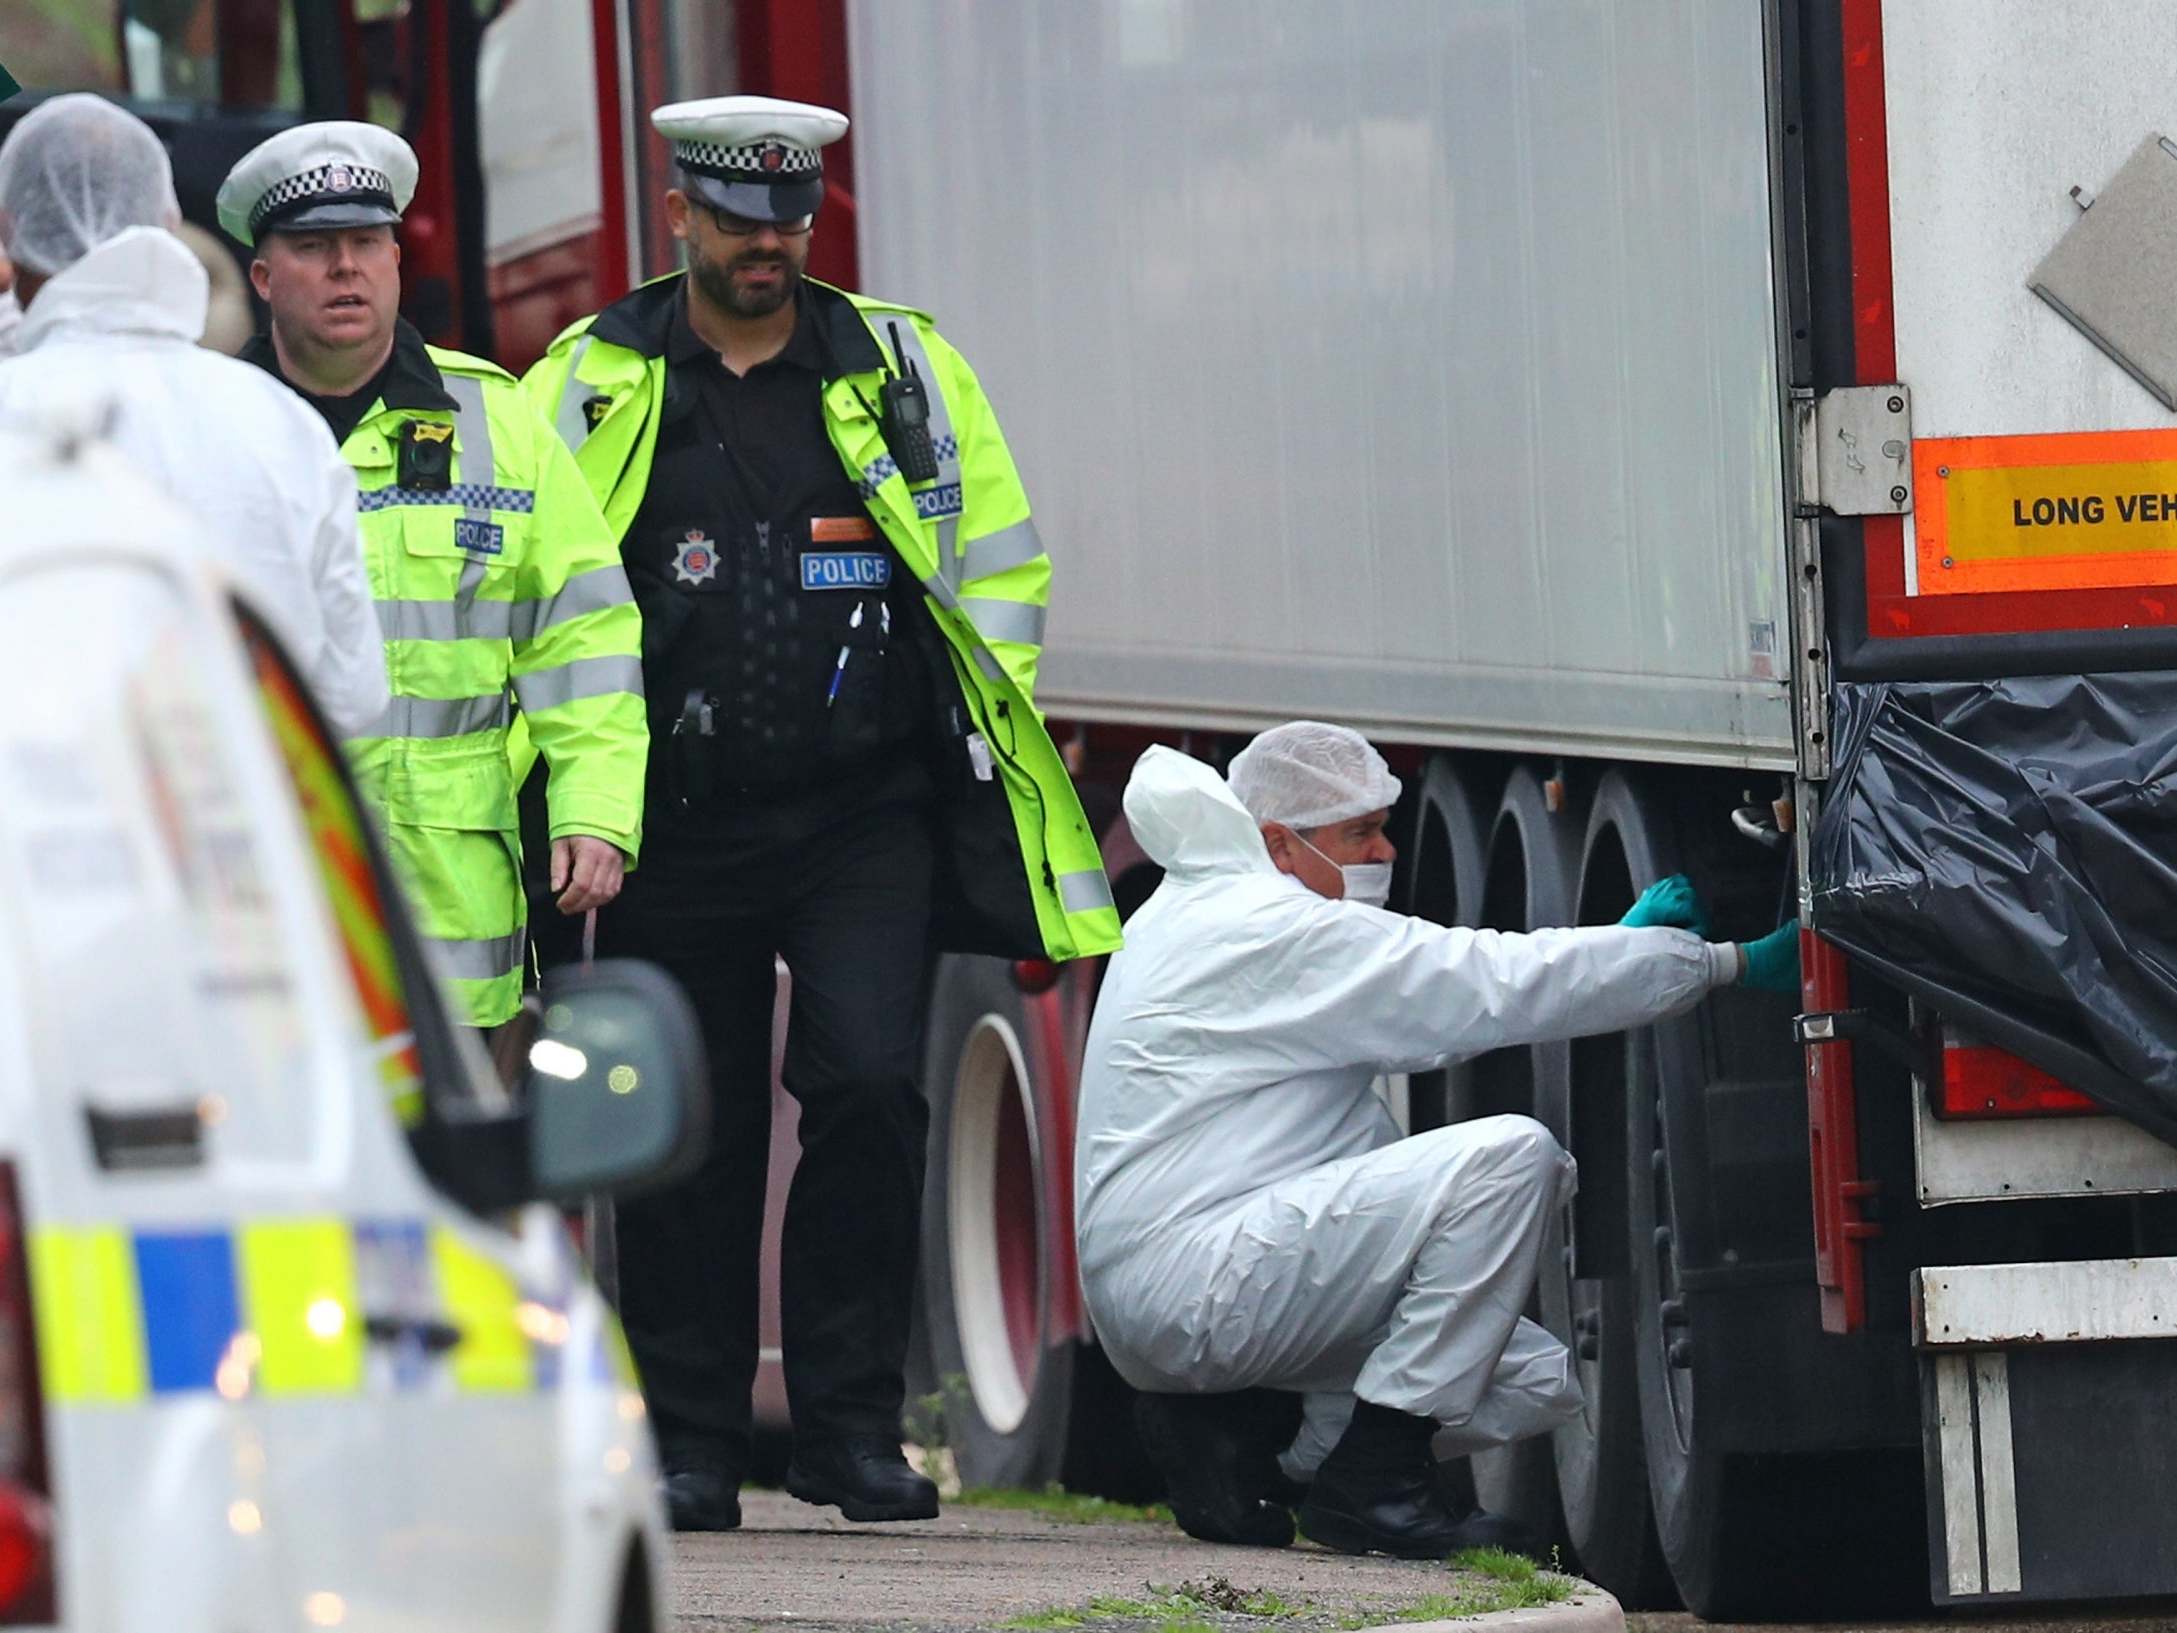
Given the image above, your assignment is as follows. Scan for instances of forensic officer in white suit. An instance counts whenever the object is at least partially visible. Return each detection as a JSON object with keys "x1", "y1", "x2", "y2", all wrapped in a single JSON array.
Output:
[{"x1": 1075, "y1": 724, "x2": 1800, "y2": 1558}]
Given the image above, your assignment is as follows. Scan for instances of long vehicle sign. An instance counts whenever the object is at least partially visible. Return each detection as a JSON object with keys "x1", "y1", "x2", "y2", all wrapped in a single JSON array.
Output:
[{"x1": 1914, "y1": 430, "x2": 2177, "y2": 598}]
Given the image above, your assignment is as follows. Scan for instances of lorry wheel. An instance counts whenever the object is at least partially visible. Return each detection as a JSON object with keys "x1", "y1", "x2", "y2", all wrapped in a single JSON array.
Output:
[
  {"x1": 1465, "y1": 767, "x2": 1578, "y2": 1547},
  {"x1": 1551, "y1": 776, "x2": 1675, "y2": 1606},
  {"x1": 1604, "y1": 775, "x2": 1926, "y2": 1619},
  {"x1": 1627, "y1": 1024, "x2": 1752, "y2": 1615},
  {"x1": 1628, "y1": 1021, "x2": 1926, "y2": 1618},
  {"x1": 916, "y1": 954, "x2": 1073, "y2": 1489},
  {"x1": 1628, "y1": 1024, "x2": 1818, "y2": 1619},
  {"x1": 1611, "y1": 768, "x2": 1769, "y2": 1616},
  {"x1": 1402, "y1": 755, "x2": 1493, "y2": 1130}
]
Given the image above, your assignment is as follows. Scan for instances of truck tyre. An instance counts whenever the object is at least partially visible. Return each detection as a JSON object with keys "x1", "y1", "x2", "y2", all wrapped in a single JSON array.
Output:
[
  {"x1": 916, "y1": 953, "x2": 1073, "y2": 1489},
  {"x1": 1552, "y1": 776, "x2": 1675, "y2": 1606},
  {"x1": 1613, "y1": 779, "x2": 1925, "y2": 1619},
  {"x1": 1607, "y1": 771, "x2": 1775, "y2": 1616},
  {"x1": 1402, "y1": 755, "x2": 1493, "y2": 1131},
  {"x1": 1465, "y1": 767, "x2": 1579, "y2": 1546},
  {"x1": 1627, "y1": 1021, "x2": 1752, "y2": 1617}
]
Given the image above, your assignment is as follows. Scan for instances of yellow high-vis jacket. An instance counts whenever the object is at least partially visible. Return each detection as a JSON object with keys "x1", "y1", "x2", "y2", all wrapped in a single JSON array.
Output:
[
  {"x1": 339, "y1": 333, "x2": 646, "y2": 1023},
  {"x1": 524, "y1": 276, "x2": 1119, "y2": 962}
]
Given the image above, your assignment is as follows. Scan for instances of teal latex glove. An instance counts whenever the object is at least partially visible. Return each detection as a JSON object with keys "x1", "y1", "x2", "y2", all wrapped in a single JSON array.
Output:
[
  {"x1": 1739, "y1": 921, "x2": 1802, "y2": 993},
  {"x1": 1620, "y1": 874, "x2": 1711, "y2": 938}
]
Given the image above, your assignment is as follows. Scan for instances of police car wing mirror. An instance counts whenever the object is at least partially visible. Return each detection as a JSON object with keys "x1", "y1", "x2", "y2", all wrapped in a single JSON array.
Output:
[{"x1": 523, "y1": 960, "x2": 710, "y2": 1204}]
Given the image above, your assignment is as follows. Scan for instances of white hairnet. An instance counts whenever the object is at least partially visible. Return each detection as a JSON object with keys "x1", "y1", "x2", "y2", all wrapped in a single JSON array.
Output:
[
  {"x1": 0, "y1": 95, "x2": 178, "y2": 277},
  {"x1": 1226, "y1": 720, "x2": 1403, "y2": 829}
]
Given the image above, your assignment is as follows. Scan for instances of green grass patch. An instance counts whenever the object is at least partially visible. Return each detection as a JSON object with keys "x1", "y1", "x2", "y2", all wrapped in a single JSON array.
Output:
[
  {"x1": 1447, "y1": 1547, "x2": 1553, "y2": 1587},
  {"x1": 1006, "y1": 1559, "x2": 1575, "y2": 1632},
  {"x1": 957, "y1": 1483, "x2": 1174, "y2": 1525},
  {"x1": 1334, "y1": 1553, "x2": 1576, "y2": 1627},
  {"x1": 1004, "y1": 1576, "x2": 1308, "y2": 1630},
  {"x1": 1002, "y1": 1609, "x2": 1095, "y2": 1630}
]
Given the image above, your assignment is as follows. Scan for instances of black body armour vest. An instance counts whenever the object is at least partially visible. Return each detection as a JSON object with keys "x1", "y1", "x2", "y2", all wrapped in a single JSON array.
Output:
[{"x1": 626, "y1": 348, "x2": 937, "y2": 804}]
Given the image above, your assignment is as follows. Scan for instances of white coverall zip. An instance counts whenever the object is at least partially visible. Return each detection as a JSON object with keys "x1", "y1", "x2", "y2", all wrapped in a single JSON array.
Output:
[{"x1": 1075, "y1": 746, "x2": 1737, "y2": 1477}]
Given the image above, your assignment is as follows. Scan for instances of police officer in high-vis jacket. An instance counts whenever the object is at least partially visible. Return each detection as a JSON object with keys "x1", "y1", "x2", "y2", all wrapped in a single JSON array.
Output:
[
  {"x1": 218, "y1": 125, "x2": 647, "y2": 1030},
  {"x1": 523, "y1": 96, "x2": 1121, "y2": 1530}
]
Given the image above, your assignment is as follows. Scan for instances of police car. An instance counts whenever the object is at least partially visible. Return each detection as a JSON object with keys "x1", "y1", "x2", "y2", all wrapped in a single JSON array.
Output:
[{"x1": 0, "y1": 425, "x2": 703, "y2": 1631}]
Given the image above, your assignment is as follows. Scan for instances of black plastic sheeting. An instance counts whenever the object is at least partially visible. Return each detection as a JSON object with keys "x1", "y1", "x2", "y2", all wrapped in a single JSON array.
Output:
[{"x1": 1811, "y1": 674, "x2": 2177, "y2": 1144}]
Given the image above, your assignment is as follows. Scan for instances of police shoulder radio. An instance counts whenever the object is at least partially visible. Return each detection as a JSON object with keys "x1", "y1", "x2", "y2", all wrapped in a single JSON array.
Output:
[{"x1": 877, "y1": 322, "x2": 941, "y2": 485}]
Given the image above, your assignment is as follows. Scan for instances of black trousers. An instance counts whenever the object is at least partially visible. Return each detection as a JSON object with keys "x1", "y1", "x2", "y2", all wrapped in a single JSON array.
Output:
[{"x1": 592, "y1": 769, "x2": 936, "y2": 1473}]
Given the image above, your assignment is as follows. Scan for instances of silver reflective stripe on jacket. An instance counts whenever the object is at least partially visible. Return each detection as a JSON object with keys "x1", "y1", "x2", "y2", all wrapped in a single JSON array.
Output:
[
  {"x1": 441, "y1": 373, "x2": 496, "y2": 526},
  {"x1": 553, "y1": 337, "x2": 596, "y2": 450},
  {"x1": 515, "y1": 563, "x2": 634, "y2": 641},
  {"x1": 961, "y1": 598, "x2": 1046, "y2": 649},
  {"x1": 430, "y1": 928, "x2": 527, "y2": 983},
  {"x1": 962, "y1": 519, "x2": 1045, "y2": 582},
  {"x1": 1059, "y1": 870, "x2": 1115, "y2": 914},
  {"x1": 514, "y1": 652, "x2": 644, "y2": 712},
  {"x1": 374, "y1": 596, "x2": 486, "y2": 643},
  {"x1": 376, "y1": 692, "x2": 511, "y2": 740},
  {"x1": 373, "y1": 564, "x2": 634, "y2": 645}
]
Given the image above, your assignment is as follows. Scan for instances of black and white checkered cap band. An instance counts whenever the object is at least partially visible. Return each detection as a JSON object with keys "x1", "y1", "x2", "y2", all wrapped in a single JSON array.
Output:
[
  {"x1": 673, "y1": 139, "x2": 823, "y2": 180},
  {"x1": 249, "y1": 163, "x2": 397, "y2": 234}
]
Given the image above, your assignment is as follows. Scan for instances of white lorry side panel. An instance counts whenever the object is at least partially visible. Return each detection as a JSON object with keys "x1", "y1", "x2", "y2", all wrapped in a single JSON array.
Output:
[
  {"x1": 848, "y1": 1, "x2": 1792, "y2": 768},
  {"x1": 1884, "y1": 1, "x2": 2177, "y2": 593},
  {"x1": 1884, "y1": 0, "x2": 2177, "y2": 441}
]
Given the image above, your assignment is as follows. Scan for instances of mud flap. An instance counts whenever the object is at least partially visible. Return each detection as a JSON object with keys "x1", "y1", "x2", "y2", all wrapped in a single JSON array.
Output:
[{"x1": 1922, "y1": 1315, "x2": 2177, "y2": 1601}]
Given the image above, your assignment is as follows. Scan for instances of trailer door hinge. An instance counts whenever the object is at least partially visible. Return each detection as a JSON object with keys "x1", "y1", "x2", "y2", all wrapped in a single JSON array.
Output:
[
  {"x1": 1793, "y1": 384, "x2": 1912, "y2": 517},
  {"x1": 1795, "y1": 1008, "x2": 1922, "y2": 1076}
]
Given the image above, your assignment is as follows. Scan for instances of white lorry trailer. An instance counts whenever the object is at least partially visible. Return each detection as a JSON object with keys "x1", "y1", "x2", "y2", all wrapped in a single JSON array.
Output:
[
  {"x1": 39, "y1": 0, "x2": 2177, "y2": 1614},
  {"x1": 848, "y1": 0, "x2": 2177, "y2": 1617}
]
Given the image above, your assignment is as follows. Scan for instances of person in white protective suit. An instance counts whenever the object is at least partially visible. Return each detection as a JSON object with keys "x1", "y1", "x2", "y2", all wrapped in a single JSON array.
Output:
[
  {"x1": 0, "y1": 95, "x2": 387, "y2": 737},
  {"x1": 0, "y1": 261, "x2": 19, "y2": 358},
  {"x1": 1075, "y1": 723, "x2": 1800, "y2": 1559}
]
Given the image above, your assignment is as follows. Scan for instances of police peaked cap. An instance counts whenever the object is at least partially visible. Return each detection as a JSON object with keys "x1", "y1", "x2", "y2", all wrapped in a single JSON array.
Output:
[
  {"x1": 216, "y1": 122, "x2": 418, "y2": 247},
  {"x1": 651, "y1": 95, "x2": 847, "y2": 223}
]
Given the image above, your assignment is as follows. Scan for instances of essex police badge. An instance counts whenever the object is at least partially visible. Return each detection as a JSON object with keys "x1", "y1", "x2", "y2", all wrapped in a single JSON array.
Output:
[{"x1": 674, "y1": 529, "x2": 719, "y2": 586}]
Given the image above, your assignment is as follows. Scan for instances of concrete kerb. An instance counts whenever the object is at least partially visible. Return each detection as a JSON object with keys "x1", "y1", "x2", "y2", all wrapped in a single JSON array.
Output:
[
  {"x1": 677, "y1": 1493, "x2": 1627, "y2": 1631},
  {"x1": 1345, "y1": 1587, "x2": 1624, "y2": 1633}
]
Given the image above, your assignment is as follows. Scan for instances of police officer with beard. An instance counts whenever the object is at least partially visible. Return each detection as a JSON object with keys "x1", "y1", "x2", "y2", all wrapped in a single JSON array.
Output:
[{"x1": 524, "y1": 97, "x2": 1120, "y2": 1531}]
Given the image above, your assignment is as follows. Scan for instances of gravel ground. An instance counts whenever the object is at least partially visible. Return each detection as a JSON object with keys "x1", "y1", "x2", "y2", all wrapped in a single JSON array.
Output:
[
  {"x1": 669, "y1": 1490, "x2": 1584, "y2": 1633},
  {"x1": 669, "y1": 1492, "x2": 2177, "y2": 1633}
]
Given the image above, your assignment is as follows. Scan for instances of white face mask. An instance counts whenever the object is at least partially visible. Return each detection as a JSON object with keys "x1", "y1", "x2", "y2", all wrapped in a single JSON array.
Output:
[{"x1": 1296, "y1": 831, "x2": 1394, "y2": 909}]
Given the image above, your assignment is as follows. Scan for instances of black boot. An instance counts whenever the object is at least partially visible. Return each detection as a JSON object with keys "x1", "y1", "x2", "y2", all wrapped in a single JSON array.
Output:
[
  {"x1": 785, "y1": 1435, "x2": 940, "y2": 1522},
  {"x1": 1134, "y1": 1393, "x2": 1297, "y2": 1548},
  {"x1": 660, "y1": 1463, "x2": 743, "y2": 1532},
  {"x1": 1298, "y1": 1402, "x2": 1539, "y2": 1559}
]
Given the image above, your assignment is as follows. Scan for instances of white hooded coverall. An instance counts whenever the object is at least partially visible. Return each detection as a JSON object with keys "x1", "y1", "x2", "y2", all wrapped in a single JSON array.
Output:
[
  {"x1": 1075, "y1": 747, "x2": 1735, "y2": 1476},
  {"x1": 0, "y1": 228, "x2": 388, "y2": 737}
]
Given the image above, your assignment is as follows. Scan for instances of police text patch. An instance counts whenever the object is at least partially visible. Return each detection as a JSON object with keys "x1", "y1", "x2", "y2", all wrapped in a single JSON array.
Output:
[
  {"x1": 801, "y1": 551, "x2": 891, "y2": 591},
  {"x1": 454, "y1": 517, "x2": 505, "y2": 557},
  {"x1": 913, "y1": 483, "x2": 964, "y2": 521}
]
